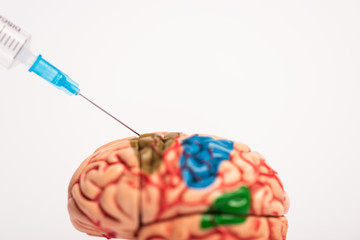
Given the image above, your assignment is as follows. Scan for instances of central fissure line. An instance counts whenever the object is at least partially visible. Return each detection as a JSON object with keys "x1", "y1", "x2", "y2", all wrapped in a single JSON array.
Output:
[{"x1": 133, "y1": 133, "x2": 181, "y2": 237}]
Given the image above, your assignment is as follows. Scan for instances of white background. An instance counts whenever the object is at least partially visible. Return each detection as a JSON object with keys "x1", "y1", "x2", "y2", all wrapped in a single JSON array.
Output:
[{"x1": 0, "y1": 1, "x2": 359, "y2": 239}]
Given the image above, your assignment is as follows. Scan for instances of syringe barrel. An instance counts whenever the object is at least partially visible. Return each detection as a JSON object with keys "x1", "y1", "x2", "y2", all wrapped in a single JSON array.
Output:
[
  {"x1": 0, "y1": 13, "x2": 81, "y2": 96},
  {"x1": 0, "y1": 14, "x2": 31, "y2": 68}
]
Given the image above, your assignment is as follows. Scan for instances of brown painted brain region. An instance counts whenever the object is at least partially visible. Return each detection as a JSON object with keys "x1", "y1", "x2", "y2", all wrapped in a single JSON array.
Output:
[{"x1": 68, "y1": 132, "x2": 290, "y2": 240}]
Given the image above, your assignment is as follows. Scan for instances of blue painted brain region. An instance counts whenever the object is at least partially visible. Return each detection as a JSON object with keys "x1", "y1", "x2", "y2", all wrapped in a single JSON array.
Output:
[{"x1": 180, "y1": 135, "x2": 234, "y2": 188}]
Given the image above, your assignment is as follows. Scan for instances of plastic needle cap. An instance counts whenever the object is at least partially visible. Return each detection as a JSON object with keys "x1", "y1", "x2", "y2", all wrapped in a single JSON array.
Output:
[{"x1": 29, "y1": 55, "x2": 80, "y2": 95}]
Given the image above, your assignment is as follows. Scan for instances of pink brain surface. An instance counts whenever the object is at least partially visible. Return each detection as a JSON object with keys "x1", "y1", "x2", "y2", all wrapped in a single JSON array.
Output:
[{"x1": 68, "y1": 132, "x2": 290, "y2": 240}]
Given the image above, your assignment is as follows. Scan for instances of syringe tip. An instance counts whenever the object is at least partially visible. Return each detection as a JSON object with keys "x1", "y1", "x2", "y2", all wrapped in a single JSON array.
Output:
[{"x1": 29, "y1": 55, "x2": 80, "y2": 96}]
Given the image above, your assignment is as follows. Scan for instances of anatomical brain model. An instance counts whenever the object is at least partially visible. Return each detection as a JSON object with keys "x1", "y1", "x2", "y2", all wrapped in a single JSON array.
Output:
[{"x1": 68, "y1": 132, "x2": 289, "y2": 240}]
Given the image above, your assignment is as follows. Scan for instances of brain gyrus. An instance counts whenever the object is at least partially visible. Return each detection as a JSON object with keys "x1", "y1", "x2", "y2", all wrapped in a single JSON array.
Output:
[{"x1": 68, "y1": 132, "x2": 290, "y2": 240}]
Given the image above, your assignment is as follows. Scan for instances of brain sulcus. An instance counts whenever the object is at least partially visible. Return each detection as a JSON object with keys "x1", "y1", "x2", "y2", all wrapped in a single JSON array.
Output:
[{"x1": 68, "y1": 132, "x2": 290, "y2": 240}]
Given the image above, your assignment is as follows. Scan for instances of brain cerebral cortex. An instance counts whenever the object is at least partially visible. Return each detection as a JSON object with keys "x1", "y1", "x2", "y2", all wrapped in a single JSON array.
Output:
[
  {"x1": 180, "y1": 135, "x2": 234, "y2": 188},
  {"x1": 68, "y1": 132, "x2": 290, "y2": 240}
]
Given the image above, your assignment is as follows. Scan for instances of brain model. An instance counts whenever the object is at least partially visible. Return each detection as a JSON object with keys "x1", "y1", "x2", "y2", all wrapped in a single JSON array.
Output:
[{"x1": 68, "y1": 132, "x2": 289, "y2": 240}]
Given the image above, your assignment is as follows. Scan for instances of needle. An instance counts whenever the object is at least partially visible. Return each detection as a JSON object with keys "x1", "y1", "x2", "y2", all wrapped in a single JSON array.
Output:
[{"x1": 78, "y1": 92, "x2": 140, "y2": 136}]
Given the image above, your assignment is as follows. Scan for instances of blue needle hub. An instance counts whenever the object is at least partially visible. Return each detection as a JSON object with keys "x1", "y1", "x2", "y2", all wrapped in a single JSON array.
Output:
[{"x1": 29, "y1": 55, "x2": 80, "y2": 96}]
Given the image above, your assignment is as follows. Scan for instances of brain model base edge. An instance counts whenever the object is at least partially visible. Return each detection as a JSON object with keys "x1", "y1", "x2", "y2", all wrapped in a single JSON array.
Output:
[{"x1": 68, "y1": 132, "x2": 290, "y2": 240}]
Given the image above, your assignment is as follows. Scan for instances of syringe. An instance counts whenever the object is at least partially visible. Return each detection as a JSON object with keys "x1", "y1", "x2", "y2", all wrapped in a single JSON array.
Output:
[{"x1": 0, "y1": 14, "x2": 139, "y2": 136}]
